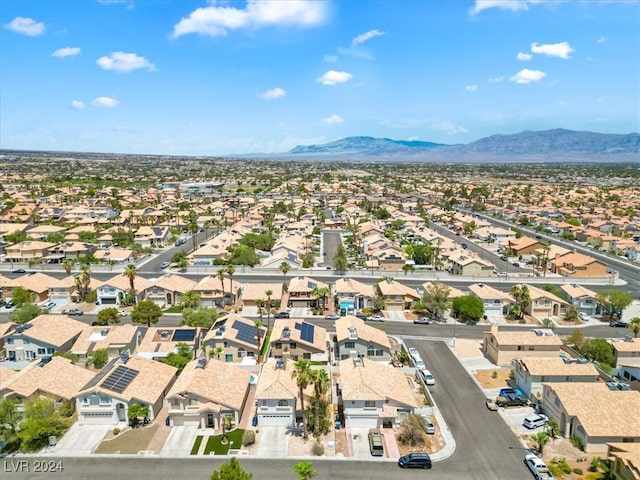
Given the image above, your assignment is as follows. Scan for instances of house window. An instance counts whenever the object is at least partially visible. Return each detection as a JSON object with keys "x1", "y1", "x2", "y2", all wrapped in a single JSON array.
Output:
[
  {"x1": 26, "y1": 351, "x2": 36, "y2": 359},
  {"x1": 517, "y1": 346, "x2": 524, "y2": 351},
  {"x1": 225, "y1": 354, "x2": 233, "y2": 362},
  {"x1": 237, "y1": 349, "x2": 246, "y2": 358},
  {"x1": 540, "y1": 376, "x2": 547, "y2": 382},
  {"x1": 6, "y1": 338, "x2": 13, "y2": 344},
  {"x1": 37, "y1": 347, "x2": 47, "y2": 355},
  {"x1": 99, "y1": 396, "x2": 110, "y2": 405},
  {"x1": 290, "y1": 343, "x2": 297, "y2": 349},
  {"x1": 303, "y1": 353, "x2": 311, "y2": 360},
  {"x1": 189, "y1": 399, "x2": 198, "y2": 406},
  {"x1": 278, "y1": 399, "x2": 288, "y2": 407},
  {"x1": 82, "y1": 397, "x2": 89, "y2": 405},
  {"x1": 367, "y1": 346, "x2": 375, "y2": 356},
  {"x1": 528, "y1": 346, "x2": 534, "y2": 351},
  {"x1": 47, "y1": 348, "x2": 54, "y2": 354},
  {"x1": 375, "y1": 349, "x2": 384, "y2": 357},
  {"x1": 275, "y1": 343, "x2": 282, "y2": 349},
  {"x1": 364, "y1": 401, "x2": 375, "y2": 408},
  {"x1": 344, "y1": 342, "x2": 355, "y2": 349},
  {"x1": 223, "y1": 342, "x2": 229, "y2": 348}
]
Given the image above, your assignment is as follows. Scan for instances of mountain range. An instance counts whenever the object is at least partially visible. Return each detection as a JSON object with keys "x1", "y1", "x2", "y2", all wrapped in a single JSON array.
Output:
[{"x1": 283, "y1": 129, "x2": 639, "y2": 162}]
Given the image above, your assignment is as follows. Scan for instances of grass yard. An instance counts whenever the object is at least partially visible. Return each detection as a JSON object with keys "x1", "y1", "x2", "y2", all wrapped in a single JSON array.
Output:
[
  {"x1": 163, "y1": 305, "x2": 182, "y2": 314},
  {"x1": 202, "y1": 429, "x2": 245, "y2": 455},
  {"x1": 190, "y1": 435, "x2": 203, "y2": 455}
]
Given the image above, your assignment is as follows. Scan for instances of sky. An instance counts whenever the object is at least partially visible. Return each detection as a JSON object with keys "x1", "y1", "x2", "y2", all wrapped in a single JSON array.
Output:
[{"x1": 1, "y1": 0, "x2": 639, "y2": 156}]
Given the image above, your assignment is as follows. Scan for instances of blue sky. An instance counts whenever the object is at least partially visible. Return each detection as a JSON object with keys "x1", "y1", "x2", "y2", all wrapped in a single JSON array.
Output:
[{"x1": 1, "y1": 0, "x2": 639, "y2": 156}]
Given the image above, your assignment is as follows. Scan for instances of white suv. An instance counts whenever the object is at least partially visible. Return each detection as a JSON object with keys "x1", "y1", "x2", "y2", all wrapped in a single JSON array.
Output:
[{"x1": 523, "y1": 413, "x2": 548, "y2": 429}]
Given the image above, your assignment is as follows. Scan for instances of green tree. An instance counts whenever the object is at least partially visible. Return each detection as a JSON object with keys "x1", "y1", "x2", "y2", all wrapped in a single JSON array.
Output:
[
  {"x1": 254, "y1": 320, "x2": 263, "y2": 362},
  {"x1": 451, "y1": 295, "x2": 484, "y2": 322},
  {"x1": 596, "y1": 289, "x2": 633, "y2": 319},
  {"x1": 75, "y1": 265, "x2": 92, "y2": 302},
  {"x1": 62, "y1": 259, "x2": 73, "y2": 277},
  {"x1": 45, "y1": 232, "x2": 65, "y2": 244},
  {"x1": 226, "y1": 264, "x2": 236, "y2": 305},
  {"x1": 530, "y1": 432, "x2": 550, "y2": 454},
  {"x1": 546, "y1": 419, "x2": 559, "y2": 438},
  {"x1": 97, "y1": 307, "x2": 122, "y2": 325},
  {"x1": 629, "y1": 317, "x2": 640, "y2": 338},
  {"x1": 180, "y1": 290, "x2": 202, "y2": 309},
  {"x1": 565, "y1": 329, "x2": 585, "y2": 350},
  {"x1": 11, "y1": 286, "x2": 33, "y2": 306},
  {"x1": 180, "y1": 306, "x2": 221, "y2": 329},
  {"x1": 9, "y1": 303, "x2": 43, "y2": 324},
  {"x1": 226, "y1": 244, "x2": 260, "y2": 266},
  {"x1": 5, "y1": 230, "x2": 28, "y2": 244},
  {"x1": 310, "y1": 369, "x2": 330, "y2": 436},
  {"x1": 293, "y1": 461, "x2": 318, "y2": 480},
  {"x1": 216, "y1": 268, "x2": 227, "y2": 307},
  {"x1": 279, "y1": 262, "x2": 290, "y2": 291},
  {"x1": 292, "y1": 359, "x2": 312, "y2": 440},
  {"x1": 123, "y1": 264, "x2": 138, "y2": 305},
  {"x1": 17, "y1": 397, "x2": 71, "y2": 452},
  {"x1": 421, "y1": 282, "x2": 451, "y2": 319},
  {"x1": 580, "y1": 338, "x2": 615, "y2": 367},
  {"x1": 88, "y1": 349, "x2": 109, "y2": 369},
  {"x1": 171, "y1": 250, "x2": 187, "y2": 264},
  {"x1": 165, "y1": 343, "x2": 192, "y2": 373},
  {"x1": 332, "y1": 243, "x2": 349, "y2": 271},
  {"x1": 509, "y1": 284, "x2": 531, "y2": 320},
  {"x1": 265, "y1": 289, "x2": 273, "y2": 330},
  {"x1": 128, "y1": 403, "x2": 150, "y2": 428},
  {"x1": 0, "y1": 398, "x2": 22, "y2": 436},
  {"x1": 210, "y1": 457, "x2": 252, "y2": 480},
  {"x1": 131, "y1": 300, "x2": 162, "y2": 327}
]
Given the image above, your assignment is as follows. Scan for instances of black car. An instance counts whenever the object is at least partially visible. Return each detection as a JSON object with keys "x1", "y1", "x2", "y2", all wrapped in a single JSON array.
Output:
[
  {"x1": 398, "y1": 453, "x2": 432, "y2": 469},
  {"x1": 495, "y1": 394, "x2": 528, "y2": 408},
  {"x1": 414, "y1": 317, "x2": 430, "y2": 325},
  {"x1": 610, "y1": 320, "x2": 628, "y2": 328},
  {"x1": 273, "y1": 311, "x2": 290, "y2": 319},
  {"x1": 355, "y1": 312, "x2": 368, "y2": 321},
  {"x1": 12, "y1": 268, "x2": 26, "y2": 274}
]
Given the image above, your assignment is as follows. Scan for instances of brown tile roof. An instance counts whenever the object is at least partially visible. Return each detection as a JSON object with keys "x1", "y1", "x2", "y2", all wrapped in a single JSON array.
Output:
[
  {"x1": 560, "y1": 283, "x2": 597, "y2": 299},
  {"x1": 334, "y1": 316, "x2": 391, "y2": 349},
  {"x1": 14, "y1": 314, "x2": 86, "y2": 347},
  {"x1": 288, "y1": 276, "x2": 329, "y2": 294},
  {"x1": 611, "y1": 338, "x2": 640, "y2": 353},
  {"x1": 99, "y1": 273, "x2": 153, "y2": 292},
  {"x1": 153, "y1": 274, "x2": 197, "y2": 293},
  {"x1": 515, "y1": 357, "x2": 599, "y2": 377},
  {"x1": 334, "y1": 277, "x2": 375, "y2": 297},
  {"x1": 254, "y1": 357, "x2": 311, "y2": 401},
  {"x1": 377, "y1": 279, "x2": 419, "y2": 298},
  {"x1": 240, "y1": 282, "x2": 283, "y2": 302},
  {"x1": 486, "y1": 328, "x2": 563, "y2": 347},
  {"x1": 15, "y1": 272, "x2": 59, "y2": 294},
  {"x1": 138, "y1": 327, "x2": 201, "y2": 355},
  {"x1": 203, "y1": 314, "x2": 267, "y2": 349},
  {"x1": 271, "y1": 318, "x2": 327, "y2": 353},
  {"x1": 71, "y1": 324, "x2": 141, "y2": 355},
  {"x1": 469, "y1": 283, "x2": 515, "y2": 302}
]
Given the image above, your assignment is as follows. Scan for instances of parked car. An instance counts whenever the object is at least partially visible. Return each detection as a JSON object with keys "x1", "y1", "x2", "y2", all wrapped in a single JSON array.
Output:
[
  {"x1": 398, "y1": 453, "x2": 432, "y2": 469},
  {"x1": 485, "y1": 398, "x2": 499, "y2": 411},
  {"x1": 408, "y1": 348, "x2": 421, "y2": 361},
  {"x1": 420, "y1": 369, "x2": 435, "y2": 385},
  {"x1": 524, "y1": 453, "x2": 555, "y2": 480},
  {"x1": 523, "y1": 413, "x2": 549, "y2": 429},
  {"x1": 355, "y1": 312, "x2": 368, "y2": 321},
  {"x1": 367, "y1": 314, "x2": 384, "y2": 322},
  {"x1": 41, "y1": 300, "x2": 56, "y2": 310},
  {"x1": 11, "y1": 268, "x2": 26, "y2": 274},
  {"x1": 368, "y1": 428, "x2": 384, "y2": 457},
  {"x1": 4, "y1": 299, "x2": 14, "y2": 309},
  {"x1": 496, "y1": 394, "x2": 528, "y2": 408},
  {"x1": 421, "y1": 415, "x2": 436, "y2": 434},
  {"x1": 325, "y1": 313, "x2": 340, "y2": 320},
  {"x1": 160, "y1": 261, "x2": 170, "y2": 269},
  {"x1": 414, "y1": 358, "x2": 426, "y2": 370},
  {"x1": 273, "y1": 311, "x2": 290, "y2": 319},
  {"x1": 610, "y1": 320, "x2": 628, "y2": 328},
  {"x1": 62, "y1": 308, "x2": 84, "y2": 316},
  {"x1": 414, "y1": 317, "x2": 430, "y2": 325}
]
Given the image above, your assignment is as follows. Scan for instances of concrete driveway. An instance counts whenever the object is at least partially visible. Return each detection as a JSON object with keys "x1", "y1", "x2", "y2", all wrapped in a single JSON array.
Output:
[
  {"x1": 46, "y1": 424, "x2": 111, "y2": 456},
  {"x1": 256, "y1": 426, "x2": 289, "y2": 457},
  {"x1": 161, "y1": 426, "x2": 199, "y2": 456},
  {"x1": 346, "y1": 428, "x2": 374, "y2": 458},
  {"x1": 386, "y1": 311, "x2": 406, "y2": 321},
  {"x1": 499, "y1": 406, "x2": 540, "y2": 436}
]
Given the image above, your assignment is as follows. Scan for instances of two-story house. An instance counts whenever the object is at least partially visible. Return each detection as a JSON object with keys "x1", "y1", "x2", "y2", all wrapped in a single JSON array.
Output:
[
  {"x1": 482, "y1": 324, "x2": 563, "y2": 366},
  {"x1": 269, "y1": 318, "x2": 327, "y2": 362},
  {"x1": 70, "y1": 324, "x2": 143, "y2": 365},
  {"x1": 334, "y1": 315, "x2": 392, "y2": 362},
  {"x1": 5, "y1": 315, "x2": 86, "y2": 362},
  {"x1": 76, "y1": 352, "x2": 177, "y2": 426},
  {"x1": 560, "y1": 284, "x2": 599, "y2": 317},
  {"x1": 468, "y1": 283, "x2": 515, "y2": 318},
  {"x1": 137, "y1": 327, "x2": 202, "y2": 361},
  {"x1": 240, "y1": 282, "x2": 283, "y2": 312},
  {"x1": 4, "y1": 240, "x2": 56, "y2": 263},
  {"x1": 286, "y1": 277, "x2": 330, "y2": 309},
  {"x1": 376, "y1": 279, "x2": 419, "y2": 312},
  {"x1": 165, "y1": 357, "x2": 251, "y2": 429},
  {"x1": 203, "y1": 314, "x2": 267, "y2": 363},
  {"x1": 448, "y1": 254, "x2": 496, "y2": 276},
  {"x1": 96, "y1": 274, "x2": 153, "y2": 306},
  {"x1": 551, "y1": 250, "x2": 609, "y2": 278},
  {"x1": 338, "y1": 357, "x2": 417, "y2": 428},
  {"x1": 333, "y1": 277, "x2": 375, "y2": 314},
  {"x1": 612, "y1": 338, "x2": 640, "y2": 384},
  {"x1": 144, "y1": 274, "x2": 197, "y2": 308},
  {"x1": 523, "y1": 284, "x2": 569, "y2": 319},
  {"x1": 193, "y1": 275, "x2": 241, "y2": 308}
]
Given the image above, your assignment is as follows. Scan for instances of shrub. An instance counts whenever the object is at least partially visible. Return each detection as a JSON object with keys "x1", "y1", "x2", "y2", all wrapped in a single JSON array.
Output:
[
  {"x1": 113, "y1": 427, "x2": 120, "y2": 435},
  {"x1": 491, "y1": 370, "x2": 498, "y2": 379},
  {"x1": 571, "y1": 435, "x2": 585, "y2": 451},
  {"x1": 573, "y1": 468, "x2": 583, "y2": 475},
  {"x1": 242, "y1": 430, "x2": 255, "y2": 446},
  {"x1": 311, "y1": 441, "x2": 324, "y2": 456}
]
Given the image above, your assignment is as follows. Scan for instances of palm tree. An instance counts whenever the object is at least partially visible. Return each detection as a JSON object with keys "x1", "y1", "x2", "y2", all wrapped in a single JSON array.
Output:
[
  {"x1": 310, "y1": 369, "x2": 330, "y2": 435},
  {"x1": 292, "y1": 359, "x2": 312, "y2": 440},
  {"x1": 254, "y1": 320, "x2": 263, "y2": 362},
  {"x1": 180, "y1": 290, "x2": 201, "y2": 309},
  {"x1": 62, "y1": 259, "x2": 73, "y2": 277},
  {"x1": 225, "y1": 264, "x2": 236, "y2": 308},
  {"x1": 509, "y1": 284, "x2": 531, "y2": 320},
  {"x1": 629, "y1": 317, "x2": 640, "y2": 338},
  {"x1": 265, "y1": 289, "x2": 273, "y2": 330},
  {"x1": 256, "y1": 298, "x2": 265, "y2": 324},
  {"x1": 279, "y1": 262, "x2": 290, "y2": 292},
  {"x1": 123, "y1": 264, "x2": 138, "y2": 305},
  {"x1": 216, "y1": 268, "x2": 226, "y2": 307},
  {"x1": 75, "y1": 264, "x2": 91, "y2": 302}
]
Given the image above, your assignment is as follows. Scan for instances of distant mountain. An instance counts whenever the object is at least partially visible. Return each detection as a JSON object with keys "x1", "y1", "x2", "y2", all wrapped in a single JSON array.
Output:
[{"x1": 286, "y1": 129, "x2": 639, "y2": 161}]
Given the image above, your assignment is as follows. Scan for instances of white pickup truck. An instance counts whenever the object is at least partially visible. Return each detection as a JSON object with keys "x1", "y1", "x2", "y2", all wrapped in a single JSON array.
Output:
[{"x1": 524, "y1": 453, "x2": 555, "y2": 480}]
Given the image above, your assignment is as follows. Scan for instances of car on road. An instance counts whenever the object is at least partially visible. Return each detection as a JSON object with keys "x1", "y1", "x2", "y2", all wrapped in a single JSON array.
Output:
[
  {"x1": 496, "y1": 394, "x2": 529, "y2": 408},
  {"x1": 398, "y1": 453, "x2": 432, "y2": 469},
  {"x1": 325, "y1": 313, "x2": 340, "y2": 320},
  {"x1": 524, "y1": 453, "x2": 555, "y2": 480},
  {"x1": 523, "y1": 413, "x2": 549, "y2": 429},
  {"x1": 367, "y1": 314, "x2": 384, "y2": 322},
  {"x1": 414, "y1": 317, "x2": 430, "y2": 325},
  {"x1": 91, "y1": 320, "x2": 108, "y2": 326},
  {"x1": 62, "y1": 308, "x2": 84, "y2": 316},
  {"x1": 485, "y1": 398, "x2": 499, "y2": 411},
  {"x1": 499, "y1": 255, "x2": 508, "y2": 261},
  {"x1": 160, "y1": 261, "x2": 170, "y2": 269},
  {"x1": 273, "y1": 311, "x2": 290, "y2": 319},
  {"x1": 414, "y1": 358, "x2": 426, "y2": 370},
  {"x1": 11, "y1": 268, "x2": 26, "y2": 274},
  {"x1": 609, "y1": 320, "x2": 628, "y2": 328},
  {"x1": 419, "y1": 369, "x2": 435, "y2": 385},
  {"x1": 512, "y1": 262, "x2": 521, "y2": 268},
  {"x1": 408, "y1": 347, "x2": 421, "y2": 361},
  {"x1": 41, "y1": 299, "x2": 56, "y2": 310},
  {"x1": 354, "y1": 312, "x2": 368, "y2": 321}
]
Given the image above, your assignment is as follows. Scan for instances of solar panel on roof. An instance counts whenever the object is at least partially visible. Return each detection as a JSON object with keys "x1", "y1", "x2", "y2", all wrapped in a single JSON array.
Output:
[
  {"x1": 232, "y1": 320, "x2": 258, "y2": 344},
  {"x1": 101, "y1": 365, "x2": 139, "y2": 394},
  {"x1": 300, "y1": 323, "x2": 315, "y2": 343},
  {"x1": 294, "y1": 323, "x2": 302, "y2": 330},
  {"x1": 307, "y1": 281, "x2": 316, "y2": 289},
  {"x1": 172, "y1": 329, "x2": 196, "y2": 342}
]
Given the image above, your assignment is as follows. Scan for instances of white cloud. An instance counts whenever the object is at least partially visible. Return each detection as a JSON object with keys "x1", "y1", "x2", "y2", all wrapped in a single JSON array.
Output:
[
  {"x1": 323, "y1": 114, "x2": 344, "y2": 124},
  {"x1": 530, "y1": 41, "x2": 574, "y2": 59},
  {"x1": 97, "y1": 52, "x2": 157, "y2": 72},
  {"x1": 510, "y1": 68, "x2": 547, "y2": 84},
  {"x1": 488, "y1": 76, "x2": 504, "y2": 83},
  {"x1": 259, "y1": 87, "x2": 286, "y2": 100},
  {"x1": 52, "y1": 47, "x2": 81, "y2": 58},
  {"x1": 469, "y1": 0, "x2": 528, "y2": 15},
  {"x1": 434, "y1": 120, "x2": 468, "y2": 135},
  {"x1": 517, "y1": 52, "x2": 532, "y2": 61},
  {"x1": 71, "y1": 100, "x2": 85, "y2": 109},
  {"x1": 351, "y1": 29, "x2": 385, "y2": 46},
  {"x1": 92, "y1": 97, "x2": 119, "y2": 107},
  {"x1": 4, "y1": 17, "x2": 46, "y2": 36},
  {"x1": 407, "y1": 136, "x2": 419, "y2": 141},
  {"x1": 465, "y1": 84, "x2": 478, "y2": 92},
  {"x1": 597, "y1": 36, "x2": 608, "y2": 44},
  {"x1": 317, "y1": 70, "x2": 352, "y2": 86},
  {"x1": 172, "y1": 0, "x2": 327, "y2": 38},
  {"x1": 324, "y1": 54, "x2": 338, "y2": 62}
]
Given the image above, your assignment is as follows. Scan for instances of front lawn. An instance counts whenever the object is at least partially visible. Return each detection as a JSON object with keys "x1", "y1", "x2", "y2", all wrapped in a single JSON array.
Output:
[
  {"x1": 164, "y1": 305, "x2": 183, "y2": 314},
  {"x1": 202, "y1": 429, "x2": 245, "y2": 455},
  {"x1": 190, "y1": 435, "x2": 203, "y2": 455}
]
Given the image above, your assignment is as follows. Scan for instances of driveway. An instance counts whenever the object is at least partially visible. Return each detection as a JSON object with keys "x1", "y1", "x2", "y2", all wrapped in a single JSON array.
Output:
[
  {"x1": 256, "y1": 426, "x2": 289, "y2": 457},
  {"x1": 160, "y1": 426, "x2": 199, "y2": 456},
  {"x1": 346, "y1": 427, "x2": 374, "y2": 459},
  {"x1": 386, "y1": 310, "x2": 406, "y2": 321},
  {"x1": 46, "y1": 424, "x2": 111, "y2": 456}
]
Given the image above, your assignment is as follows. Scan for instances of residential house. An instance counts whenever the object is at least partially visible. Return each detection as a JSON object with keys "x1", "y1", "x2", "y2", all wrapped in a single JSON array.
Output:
[
  {"x1": 334, "y1": 315, "x2": 392, "y2": 362},
  {"x1": 193, "y1": 275, "x2": 240, "y2": 308},
  {"x1": 523, "y1": 284, "x2": 569, "y2": 319},
  {"x1": 165, "y1": 357, "x2": 251, "y2": 429},
  {"x1": 542, "y1": 383, "x2": 640, "y2": 453},
  {"x1": 507, "y1": 237, "x2": 545, "y2": 260},
  {"x1": 269, "y1": 318, "x2": 327, "y2": 362},
  {"x1": 333, "y1": 277, "x2": 375, "y2": 314},
  {"x1": 96, "y1": 273, "x2": 153, "y2": 306},
  {"x1": 468, "y1": 283, "x2": 515, "y2": 318},
  {"x1": 240, "y1": 282, "x2": 283, "y2": 310},
  {"x1": 482, "y1": 324, "x2": 563, "y2": 366},
  {"x1": 376, "y1": 279, "x2": 419, "y2": 312},
  {"x1": 606, "y1": 443, "x2": 640, "y2": 480},
  {"x1": 76, "y1": 352, "x2": 177, "y2": 425},
  {"x1": 512, "y1": 356, "x2": 599, "y2": 401},
  {"x1": 137, "y1": 327, "x2": 202, "y2": 360},
  {"x1": 70, "y1": 324, "x2": 143, "y2": 365},
  {"x1": 612, "y1": 338, "x2": 640, "y2": 384},
  {"x1": 0, "y1": 322, "x2": 15, "y2": 358},
  {"x1": 10, "y1": 272, "x2": 58, "y2": 304},
  {"x1": 203, "y1": 314, "x2": 267, "y2": 363},
  {"x1": 50, "y1": 241, "x2": 97, "y2": 261},
  {"x1": 448, "y1": 253, "x2": 496, "y2": 276},
  {"x1": 560, "y1": 284, "x2": 599, "y2": 317},
  {"x1": 287, "y1": 276, "x2": 330, "y2": 309},
  {"x1": 4, "y1": 241, "x2": 56, "y2": 263},
  {"x1": 338, "y1": 357, "x2": 418, "y2": 428},
  {"x1": 254, "y1": 357, "x2": 313, "y2": 427},
  {"x1": 0, "y1": 356, "x2": 94, "y2": 413},
  {"x1": 93, "y1": 246, "x2": 135, "y2": 264},
  {"x1": 551, "y1": 250, "x2": 609, "y2": 278},
  {"x1": 133, "y1": 225, "x2": 170, "y2": 247},
  {"x1": 5, "y1": 315, "x2": 85, "y2": 362},
  {"x1": 144, "y1": 274, "x2": 197, "y2": 307},
  {"x1": 24, "y1": 225, "x2": 67, "y2": 240}
]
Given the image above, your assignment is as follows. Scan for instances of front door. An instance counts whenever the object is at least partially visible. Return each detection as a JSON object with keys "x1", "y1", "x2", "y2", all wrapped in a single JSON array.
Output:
[{"x1": 207, "y1": 412, "x2": 214, "y2": 428}]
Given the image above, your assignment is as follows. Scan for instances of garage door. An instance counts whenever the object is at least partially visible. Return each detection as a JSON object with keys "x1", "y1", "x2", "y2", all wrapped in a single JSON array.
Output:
[
  {"x1": 101, "y1": 298, "x2": 117, "y2": 305},
  {"x1": 80, "y1": 412, "x2": 116, "y2": 425},
  {"x1": 171, "y1": 416, "x2": 201, "y2": 427},
  {"x1": 258, "y1": 414, "x2": 294, "y2": 427},
  {"x1": 345, "y1": 415, "x2": 378, "y2": 428},
  {"x1": 386, "y1": 304, "x2": 402, "y2": 311}
]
